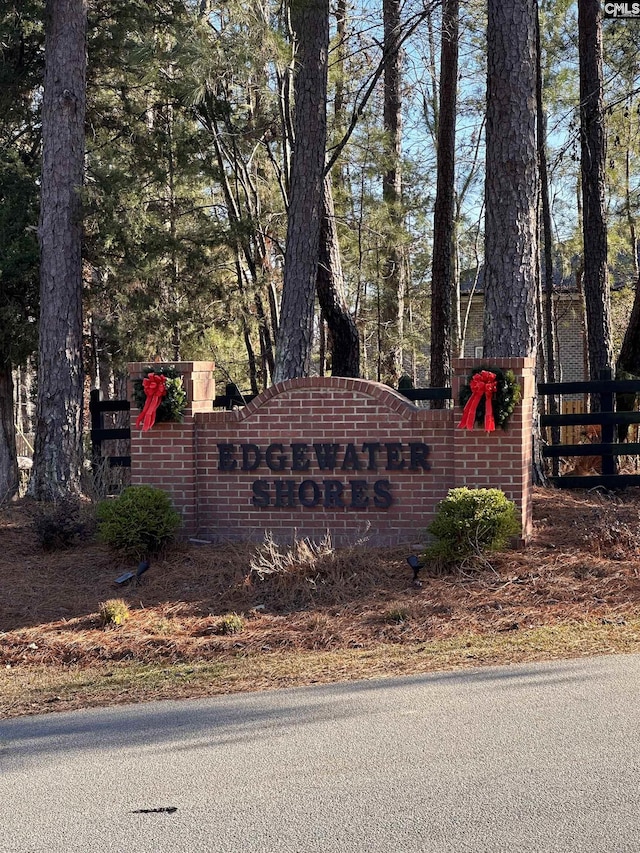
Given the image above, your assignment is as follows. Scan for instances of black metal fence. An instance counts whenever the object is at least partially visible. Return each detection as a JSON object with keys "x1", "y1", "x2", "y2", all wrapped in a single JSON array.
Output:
[
  {"x1": 212, "y1": 383, "x2": 257, "y2": 409},
  {"x1": 538, "y1": 370, "x2": 640, "y2": 489},
  {"x1": 89, "y1": 389, "x2": 131, "y2": 474},
  {"x1": 396, "y1": 386, "x2": 452, "y2": 405}
]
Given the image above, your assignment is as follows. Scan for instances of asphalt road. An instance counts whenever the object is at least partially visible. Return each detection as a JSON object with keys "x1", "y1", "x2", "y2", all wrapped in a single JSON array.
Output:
[{"x1": 1, "y1": 654, "x2": 640, "y2": 852}]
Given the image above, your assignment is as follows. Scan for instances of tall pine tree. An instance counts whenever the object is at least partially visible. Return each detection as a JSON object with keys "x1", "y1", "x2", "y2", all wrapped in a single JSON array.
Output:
[{"x1": 29, "y1": 0, "x2": 86, "y2": 499}]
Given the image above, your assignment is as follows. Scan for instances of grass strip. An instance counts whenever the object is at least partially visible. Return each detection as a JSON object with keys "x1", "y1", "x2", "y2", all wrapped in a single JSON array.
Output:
[{"x1": 2, "y1": 615, "x2": 640, "y2": 719}]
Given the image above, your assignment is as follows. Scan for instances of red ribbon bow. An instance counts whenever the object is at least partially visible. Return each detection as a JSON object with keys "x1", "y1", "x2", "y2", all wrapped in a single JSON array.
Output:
[
  {"x1": 135, "y1": 373, "x2": 168, "y2": 431},
  {"x1": 458, "y1": 370, "x2": 497, "y2": 432}
]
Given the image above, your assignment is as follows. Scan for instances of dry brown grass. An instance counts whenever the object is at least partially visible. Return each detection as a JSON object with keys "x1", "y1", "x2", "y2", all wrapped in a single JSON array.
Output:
[{"x1": 2, "y1": 486, "x2": 640, "y2": 718}]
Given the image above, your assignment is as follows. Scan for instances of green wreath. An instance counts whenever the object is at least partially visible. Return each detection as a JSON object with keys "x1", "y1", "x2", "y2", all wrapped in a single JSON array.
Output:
[
  {"x1": 459, "y1": 365, "x2": 522, "y2": 431},
  {"x1": 132, "y1": 365, "x2": 187, "y2": 423}
]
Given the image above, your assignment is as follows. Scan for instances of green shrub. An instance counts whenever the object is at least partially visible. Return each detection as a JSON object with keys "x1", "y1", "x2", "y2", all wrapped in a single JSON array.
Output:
[
  {"x1": 385, "y1": 608, "x2": 410, "y2": 624},
  {"x1": 96, "y1": 485, "x2": 181, "y2": 557},
  {"x1": 33, "y1": 497, "x2": 96, "y2": 550},
  {"x1": 215, "y1": 613, "x2": 245, "y2": 635},
  {"x1": 426, "y1": 487, "x2": 520, "y2": 567},
  {"x1": 99, "y1": 598, "x2": 131, "y2": 627}
]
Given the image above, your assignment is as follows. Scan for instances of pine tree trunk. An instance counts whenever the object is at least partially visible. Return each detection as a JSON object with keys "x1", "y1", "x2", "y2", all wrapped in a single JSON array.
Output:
[
  {"x1": 273, "y1": 0, "x2": 329, "y2": 382},
  {"x1": 380, "y1": 0, "x2": 404, "y2": 385},
  {"x1": 578, "y1": 0, "x2": 614, "y2": 381},
  {"x1": 0, "y1": 365, "x2": 18, "y2": 501},
  {"x1": 483, "y1": 1, "x2": 538, "y2": 359},
  {"x1": 316, "y1": 175, "x2": 360, "y2": 377},
  {"x1": 536, "y1": 11, "x2": 557, "y2": 388},
  {"x1": 536, "y1": 7, "x2": 560, "y2": 479},
  {"x1": 430, "y1": 0, "x2": 458, "y2": 394},
  {"x1": 29, "y1": 0, "x2": 86, "y2": 500}
]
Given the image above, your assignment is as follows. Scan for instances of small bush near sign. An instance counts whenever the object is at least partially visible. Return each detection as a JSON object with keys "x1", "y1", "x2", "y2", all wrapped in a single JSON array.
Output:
[
  {"x1": 426, "y1": 487, "x2": 520, "y2": 570},
  {"x1": 97, "y1": 485, "x2": 181, "y2": 558}
]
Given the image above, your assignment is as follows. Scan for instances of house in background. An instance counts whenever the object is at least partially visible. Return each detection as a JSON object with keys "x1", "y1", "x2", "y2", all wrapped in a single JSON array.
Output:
[
  {"x1": 458, "y1": 262, "x2": 639, "y2": 448},
  {"x1": 461, "y1": 289, "x2": 586, "y2": 381},
  {"x1": 457, "y1": 251, "x2": 640, "y2": 382}
]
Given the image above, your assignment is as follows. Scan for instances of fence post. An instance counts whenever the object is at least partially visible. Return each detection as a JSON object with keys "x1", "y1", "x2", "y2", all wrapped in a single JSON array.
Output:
[
  {"x1": 89, "y1": 388, "x2": 104, "y2": 478},
  {"x1": 599, "y1": 367, "x2": 617, "y2": 477}
]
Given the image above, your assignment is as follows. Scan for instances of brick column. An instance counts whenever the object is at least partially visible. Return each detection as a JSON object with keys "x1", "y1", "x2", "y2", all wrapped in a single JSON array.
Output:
[
  {"x1": 128, "y1": 361, "x2": 215, "y2": 535},
  {"x1": 452, "y1": 357, "x2": 535, "y2": 543}
]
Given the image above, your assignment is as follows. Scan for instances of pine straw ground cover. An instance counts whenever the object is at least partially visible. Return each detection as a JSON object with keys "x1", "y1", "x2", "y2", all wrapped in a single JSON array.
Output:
[{"x1": 2, "y1": 486, "x2": 640, "y2": 718}]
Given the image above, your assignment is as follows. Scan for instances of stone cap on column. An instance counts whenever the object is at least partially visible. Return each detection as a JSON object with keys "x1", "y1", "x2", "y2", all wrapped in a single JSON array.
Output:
[{"x1": 452, "y1": 356, "x2": 535, "y2": 374}]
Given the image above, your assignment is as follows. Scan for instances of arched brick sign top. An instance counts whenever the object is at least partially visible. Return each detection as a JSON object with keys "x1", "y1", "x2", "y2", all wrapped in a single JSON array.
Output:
[
  {"x1": 220, "y1": 377, "x2": 420, "y2": 423},
  {"x1": 129, "y1": 362, "x2": 534, "y2": 546}
]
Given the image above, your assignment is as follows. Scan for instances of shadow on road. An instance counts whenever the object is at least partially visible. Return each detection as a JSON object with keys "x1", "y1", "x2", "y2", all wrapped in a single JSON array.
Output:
[{"x1": 0, "y1": 655, "x2": 621, "y2": 768}]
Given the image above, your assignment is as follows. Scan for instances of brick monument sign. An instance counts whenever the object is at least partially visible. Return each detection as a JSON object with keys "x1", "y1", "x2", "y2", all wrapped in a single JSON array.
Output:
[{"x1": 128, "y1": 358, "x2": 534, "y2": 546}]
